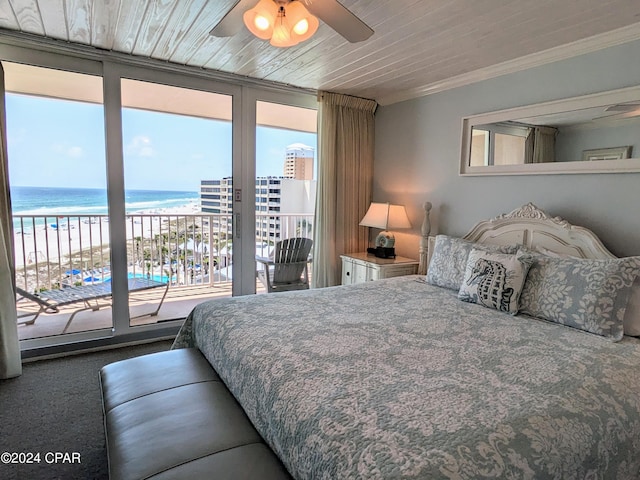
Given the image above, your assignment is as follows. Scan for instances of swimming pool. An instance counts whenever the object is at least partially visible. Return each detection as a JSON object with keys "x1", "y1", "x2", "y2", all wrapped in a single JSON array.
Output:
[{"x1": 101, "y1": 273, "x2": 171, "y2": 283}]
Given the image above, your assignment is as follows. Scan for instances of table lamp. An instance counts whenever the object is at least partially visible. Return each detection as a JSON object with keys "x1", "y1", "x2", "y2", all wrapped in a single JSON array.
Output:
[{"x1": 359, "y1": 202, "x2": 412, "y2": 258}]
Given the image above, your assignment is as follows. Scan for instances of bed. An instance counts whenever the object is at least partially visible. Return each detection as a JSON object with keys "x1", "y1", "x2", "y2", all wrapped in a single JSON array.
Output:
[{"x1": 172, "y1": 203, "x2": 640, "y2": 480}]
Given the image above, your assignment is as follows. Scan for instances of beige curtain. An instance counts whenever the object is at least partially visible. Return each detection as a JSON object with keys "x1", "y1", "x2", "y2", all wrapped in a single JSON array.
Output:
[
  {"x1": 525, "y1": 126, "x2": 557, "y2": 164},
  {"x1": 0, "y1": 63, "x2": 21, "y2": 379},
  {"x1": 312, "y1": 92, "x2": 377, "y2": 288}
]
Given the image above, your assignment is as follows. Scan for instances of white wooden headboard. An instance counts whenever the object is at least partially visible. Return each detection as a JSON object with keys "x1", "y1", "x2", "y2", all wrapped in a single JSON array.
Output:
[{"x1": 418, "y1": 202, "x2": 616, "y2": 274}]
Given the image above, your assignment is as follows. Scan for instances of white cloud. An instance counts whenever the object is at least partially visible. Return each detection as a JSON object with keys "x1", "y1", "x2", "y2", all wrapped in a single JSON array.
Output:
[
  {"x1": 68, "y1": 146, "x2": 84, "y2": 158},
  {"x1": 51, "y1": 142, "x2": 84, "y2": 158},
  {"x1": 126, "y1": 135, "x2": 155, "y2": 157}
]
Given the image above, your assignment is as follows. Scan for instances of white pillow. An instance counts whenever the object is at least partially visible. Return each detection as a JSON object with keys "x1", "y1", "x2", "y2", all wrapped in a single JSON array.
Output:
[
  {"x1": 533, "y1": 245, "x2": 640, "y2": 337},
  {"x1": 458, "y1": 248, "x2": 533, "y2": 315}
]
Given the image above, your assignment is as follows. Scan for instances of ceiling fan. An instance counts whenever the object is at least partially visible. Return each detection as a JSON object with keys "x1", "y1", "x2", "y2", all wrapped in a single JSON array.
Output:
[
  {"x1": 210, "y1": 0, "x2": 374, "y2": 47},
  {"x1": 592, "y1": 102, "x2": 640, "y2": 122}
]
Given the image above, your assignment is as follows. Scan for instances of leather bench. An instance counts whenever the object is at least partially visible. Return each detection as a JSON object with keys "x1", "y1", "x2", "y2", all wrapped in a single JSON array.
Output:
[{"x1": 99, "y1": 348, "x2": 292, "y2": 480}]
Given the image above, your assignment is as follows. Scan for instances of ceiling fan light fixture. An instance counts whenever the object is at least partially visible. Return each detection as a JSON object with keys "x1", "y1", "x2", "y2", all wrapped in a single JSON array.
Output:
[
  {"x1": 270, "y1": 18, "x2": 297, "y2": 47},
  {"x1": 243, "y1": 0, "x2": 278, "y2": 40},
  {"x1": 244, "y1": 0, "x2": 319, "y2": 47},
  {"x1": 285, "y1": 1, "x2": 318, "y2": 42},
  {"x1": 211, "y1": 0, "x2": 373, "y2": 44}
]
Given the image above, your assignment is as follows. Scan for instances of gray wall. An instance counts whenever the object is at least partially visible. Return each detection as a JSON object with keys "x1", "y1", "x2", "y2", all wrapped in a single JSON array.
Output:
[
  {"x1": 556, "y1": 119, "x2": 640, "y2": 162},
  {"x1": 374, "y1": 39, "x2": 640, "y2": 258}
]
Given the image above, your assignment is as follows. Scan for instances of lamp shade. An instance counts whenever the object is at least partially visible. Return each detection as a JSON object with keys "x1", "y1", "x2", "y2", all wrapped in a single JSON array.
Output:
[
  {"x1": 285, "y1": 1, "x2": 319, "y2": 44},
  {"x1": 359, "y1": 203, "x2": 412, "y2": 230},
  {"x1": 243, "y1": 0, "x2": 278, "y2": 40},
  {"x1": 244, "y1": 0, "x2": 319, "y2": 48}
]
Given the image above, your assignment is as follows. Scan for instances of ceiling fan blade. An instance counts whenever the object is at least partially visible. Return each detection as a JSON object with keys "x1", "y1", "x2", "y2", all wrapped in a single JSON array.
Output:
[
  {"x1": 592, "y1": 110, "x2": 640, "y2": 122},
  {"x1": 605, "y1": 103, "x2": 640, "y2": 112},
  {"x1": 210, "y1": 0, "x2": 256, "y2": 37},
  {"x1": 303, "y1": 0, "x2": 374, "y2": 43}
]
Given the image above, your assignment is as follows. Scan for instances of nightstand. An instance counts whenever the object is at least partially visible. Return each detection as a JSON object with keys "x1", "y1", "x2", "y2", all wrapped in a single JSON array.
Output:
[{"x1": 340, "y1": 252, "x2": 419, "y2": 285}]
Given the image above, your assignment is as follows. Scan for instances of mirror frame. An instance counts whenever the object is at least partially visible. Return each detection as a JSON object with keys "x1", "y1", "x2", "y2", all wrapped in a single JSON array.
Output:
[{"x1": 460, "y1": 85, "x2": 640, "y2": 176}]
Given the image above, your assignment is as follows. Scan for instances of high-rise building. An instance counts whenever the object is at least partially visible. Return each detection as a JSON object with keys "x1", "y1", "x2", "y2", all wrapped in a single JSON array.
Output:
[
  {"x1": 200, "y1": 176, "x2": 316, "y2": 243},
  {"x1": 284, "y1": 143, "x2": 314, "y2": 180},
  {"x1": 200, "y1": 143, "x2": 316, "y2": 251}
]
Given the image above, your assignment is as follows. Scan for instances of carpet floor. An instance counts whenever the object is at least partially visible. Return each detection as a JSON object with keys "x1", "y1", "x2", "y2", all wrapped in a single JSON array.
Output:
[{"x1": 0, "y1": 340, "x2": 173, "y2": 480}]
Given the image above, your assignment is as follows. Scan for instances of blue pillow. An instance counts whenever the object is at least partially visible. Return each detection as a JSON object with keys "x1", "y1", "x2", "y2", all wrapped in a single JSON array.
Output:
[
  {"x1": 427, "y1": 235, "x2": 518, "y2": 291},
  {"x1": 519, "y1": 253, "x2": 640, "y2": 341}
]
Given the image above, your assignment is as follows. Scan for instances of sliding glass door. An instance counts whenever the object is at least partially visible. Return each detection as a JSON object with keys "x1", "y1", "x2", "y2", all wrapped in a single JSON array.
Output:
[
  {"x1": 4, "y1": 61, "x2": 112, "y2": 340},
  {"x1": 120, "y1": 78, "x2": 234, "y2": 327},
  {"x1": 254, "y1": 101, "x2": 317, "y2": 292},
  {"x1": 2, "y1": 46, "x2": 317, "y2": 351}
]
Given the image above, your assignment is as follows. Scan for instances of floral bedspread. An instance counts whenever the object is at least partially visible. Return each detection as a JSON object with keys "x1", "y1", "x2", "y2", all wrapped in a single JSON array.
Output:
[{"x1": 172, "y1": 275, "x2": 640, "y2": 480}]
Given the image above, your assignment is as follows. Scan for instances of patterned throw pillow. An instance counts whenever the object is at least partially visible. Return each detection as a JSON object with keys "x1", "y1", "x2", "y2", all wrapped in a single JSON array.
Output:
[
  {"x1": 519, "y1": 253, "x2": 640, "y2": 341},
  {"x1": 534, "y1": 246, "x2": 640, "y2": 337},
  {"x1": 458, "y1": 249, "x2": 533, "y2": 314},
  {"x1": 426, "y1": 235, "x2": 518, "y2": 291}
]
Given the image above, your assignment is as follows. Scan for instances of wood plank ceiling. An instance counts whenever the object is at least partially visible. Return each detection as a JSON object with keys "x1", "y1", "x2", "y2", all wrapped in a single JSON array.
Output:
[{"x1": 1, "y1": 0, "x2": 640, "y2": 105}]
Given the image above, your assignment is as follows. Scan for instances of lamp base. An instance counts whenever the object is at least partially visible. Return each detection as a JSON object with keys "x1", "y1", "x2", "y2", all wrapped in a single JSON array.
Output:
[
  {"x1": 367, "y1": 246, "x2": 396, "y2": 259},
  {"x1": 375, "y1": 230, "x2": 396, "y2": 248}
]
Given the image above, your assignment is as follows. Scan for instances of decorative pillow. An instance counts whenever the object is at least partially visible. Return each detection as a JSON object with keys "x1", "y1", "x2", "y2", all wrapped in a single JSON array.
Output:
[
  {"x1": 519, "y1": 253, "x2": 640, "y2": 341},
  {"x1": 458, "y1": 249, "x2": 533, "y2": 314},
  {"x1": 426, "y1": 235, "x2": 518, "y2": 291},
  {"x1": 532, "y1": 246, "x2": 640, "y2": 337}
]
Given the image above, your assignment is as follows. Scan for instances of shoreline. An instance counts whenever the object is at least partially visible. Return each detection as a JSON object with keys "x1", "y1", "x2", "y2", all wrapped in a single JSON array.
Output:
[{"x1": 13, "y1": 202, "x2": 201, "y2": 270}]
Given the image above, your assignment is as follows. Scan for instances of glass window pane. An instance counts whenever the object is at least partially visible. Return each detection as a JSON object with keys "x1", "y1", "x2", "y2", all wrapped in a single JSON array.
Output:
[
  {"x1": 5, "y1": 62, "x2": 109, "y2": 339},
  {"x1": 255, "y1": 101, "x2": 317, "y2": 293},
  {"x1": 121, "y1": 79, "x2": 233, "y2": 326},
  {"x1": 470, "y1": 129, "x2": 489, "y2": 166}
]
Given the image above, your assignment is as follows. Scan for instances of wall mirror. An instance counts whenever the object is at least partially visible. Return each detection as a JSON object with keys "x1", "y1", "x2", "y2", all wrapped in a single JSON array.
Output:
[{"x1": 460, "y1": 85, "x2": 640, "y2": 175}]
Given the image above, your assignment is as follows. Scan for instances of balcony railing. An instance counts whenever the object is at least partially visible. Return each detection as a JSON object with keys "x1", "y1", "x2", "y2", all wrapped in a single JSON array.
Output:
[{"x1": 13, "y1": 213, "x2": 314, "y2": 294}]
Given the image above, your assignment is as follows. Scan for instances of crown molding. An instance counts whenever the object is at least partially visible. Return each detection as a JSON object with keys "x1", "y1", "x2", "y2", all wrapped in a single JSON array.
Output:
[{"x1": 377, "y1": 22, "x2": 640, "y2": 106}]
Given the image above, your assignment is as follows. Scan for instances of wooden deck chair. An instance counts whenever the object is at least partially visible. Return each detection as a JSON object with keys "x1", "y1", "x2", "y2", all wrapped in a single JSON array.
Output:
[{"x1": 256, "y1": 237, "x2": 313, "y2": 293}]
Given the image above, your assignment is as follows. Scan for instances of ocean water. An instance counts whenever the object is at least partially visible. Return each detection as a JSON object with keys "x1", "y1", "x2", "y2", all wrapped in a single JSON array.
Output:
[
  {"x1": 11, "y1": 186, "x2": 199, "y2": 230},
  {"x1": 11, "y1": 186, "x2": 199, "y2": 215}
]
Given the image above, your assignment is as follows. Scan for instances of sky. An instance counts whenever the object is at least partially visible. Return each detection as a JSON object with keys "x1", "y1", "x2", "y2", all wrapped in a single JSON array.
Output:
[{"x1": 6, "y1": 93, "x2": 317, "y2": 192}]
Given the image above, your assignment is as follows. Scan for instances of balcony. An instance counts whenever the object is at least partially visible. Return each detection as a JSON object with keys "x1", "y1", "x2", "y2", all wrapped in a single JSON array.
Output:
[{"x1": 14, "y1": 212, "x2": 314, "y2": 340}]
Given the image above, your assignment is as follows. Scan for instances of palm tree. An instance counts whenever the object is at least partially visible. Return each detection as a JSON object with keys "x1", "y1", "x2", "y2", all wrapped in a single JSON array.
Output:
[
  {"x1": 296, "y1": 219, "x2": 312, "y2": 237},
  {"x1": 134, "y1": 236, "x2": 142, "y2": 264}
]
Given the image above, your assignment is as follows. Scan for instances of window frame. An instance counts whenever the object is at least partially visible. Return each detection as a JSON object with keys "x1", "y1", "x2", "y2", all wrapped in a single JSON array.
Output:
[{"x1": 1, "y1": 40, "x2": 317, "y2": 354}]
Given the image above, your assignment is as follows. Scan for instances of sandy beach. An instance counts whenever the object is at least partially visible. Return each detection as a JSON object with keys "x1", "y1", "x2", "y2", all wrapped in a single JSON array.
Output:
[{"x1": 13, "y1": 202, "x2": 201, "y2": 271}]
